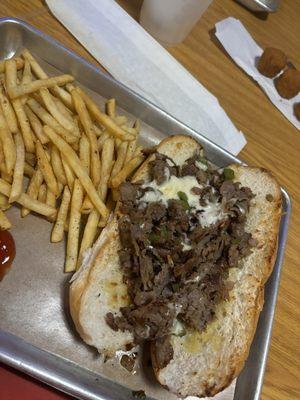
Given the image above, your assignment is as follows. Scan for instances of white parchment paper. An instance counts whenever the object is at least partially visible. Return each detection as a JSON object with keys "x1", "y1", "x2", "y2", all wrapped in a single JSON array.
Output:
[
  {"x1": 215, "y1": 17, "x2": 300, "y2": 130},
  {"x1": 45, "y1": 0, "x2": 246, "y2": 155}
]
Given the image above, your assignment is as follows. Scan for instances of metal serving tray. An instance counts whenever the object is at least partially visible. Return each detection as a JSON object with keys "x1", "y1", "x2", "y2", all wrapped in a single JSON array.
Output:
[{"x1": 0, "y1": 17, "x2": 291, "y2": 400}]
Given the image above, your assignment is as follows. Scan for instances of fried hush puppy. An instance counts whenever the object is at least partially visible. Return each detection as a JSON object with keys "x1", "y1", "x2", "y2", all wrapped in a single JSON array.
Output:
[
  {"x1": 275, "y1": 68, "x2": 300, "y2": 99},
  {"x1": 257, "y1": 47, "x2": 287, "y2": 78}
]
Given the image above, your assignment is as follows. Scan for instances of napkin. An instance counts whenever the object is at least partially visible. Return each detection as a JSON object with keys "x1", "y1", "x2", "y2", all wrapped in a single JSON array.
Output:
[
  {"x1": 46, "y1": 0, "x2": 246, "y2": 155},
  {"x1": 215, "y1": 17, "x2": 300, "y2": 130}
]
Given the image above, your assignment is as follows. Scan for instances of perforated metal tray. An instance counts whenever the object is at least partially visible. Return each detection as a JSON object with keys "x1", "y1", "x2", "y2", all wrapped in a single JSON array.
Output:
[{"x1": 0, "y1": 17, "x2": 291, "y2": 400}]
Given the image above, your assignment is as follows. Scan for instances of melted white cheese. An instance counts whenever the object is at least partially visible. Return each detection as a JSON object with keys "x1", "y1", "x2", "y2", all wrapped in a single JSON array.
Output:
[
  {"x1": 140, "y1": 173, "x2": 225, "y2": 227},
  {"x1": 198, "y1": 202, "x2": 224, "y2": 227},
  {"x1": 181, "y1": 242, "x2": 192, "y2": 251},
  {"x1": 140, "y1": 175, "x2": 202, "y2": 206}
]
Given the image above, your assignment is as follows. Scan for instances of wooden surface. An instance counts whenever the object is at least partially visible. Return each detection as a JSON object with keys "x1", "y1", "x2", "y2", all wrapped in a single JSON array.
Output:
[{"x1": 0, "y1": 0, "x2": 299, "y2": 399}]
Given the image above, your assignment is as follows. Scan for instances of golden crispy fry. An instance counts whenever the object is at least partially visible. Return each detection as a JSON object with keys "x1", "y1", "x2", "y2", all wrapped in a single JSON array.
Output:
[
  {"x1": 0, "y1": 192, "x2": 10, "y2": 210},
  {"x1": 0, "y1": 139, "x2": 3, "y2": 164},
  {"x1": 106, "y1": 98, "x2": 116, "y2": 118},
  {"x1": 71, "y1": 89, "x2": 101, "y2": 187},
  {"x1": 93, "y1": 123, "x2": 103, "y2": 137},
  {"x1": 51, "y1": 185, "x2": 71, "y2": 243},
  {"x1": 114, "y1": 115, "x2": 127, "y2": 126},
  {"x1": 97, "y1": 132, "x2": 110, "y2": 151},
  {"x1": 98, "y1": 192, "x2": 115, "y2": 227},
  {"x1": 115, "y1": 138, "x2": 122, "y2": 148},
  {"x1": 51, "y1": 145, "x2": 67, "y2": 186},
  {"x1": 0, "y1": 85, "x2": 18, "y2": 133},
  {"x1": 21, "y1": 60, "x2": 32, "y2": 84},
  {"x1": 53, "y1": 97, "x2": 74, "y2": 121},
  {"x1": 0, "y1": 209, "x2": 11, "y2": 229},
  {"x1": 65, "y1": 179, "x2": 84, "y2": 272},
  {"x1": 79, "y1": 135, "x2": 90, "y2": 175},
  {"x1": 0, "y1": 112, "x2": 16, "y2": 174},
  {"x1": 8, "y1": 74, "x2": 74, "y2": 99},
  {"x1": 46, "y1": 188, "x2": 57, "y2": 222},
  {"x1": 6, "y1": 59, "x2": 35, "y2": 153},
  {"x1": 4, "y1": 59, "x2": 17, "y2": 89},
  {"x1": 22, "y1": 49, "x2": 74, "y2": 110},
  {"x1": 39, "y1": 88, "x2": 79, "y2": 135},
  {"x1": 61, "y1": 156, "x2": 75, "y2": 190},
  {"x1": 37, "y1": 183, "x2": 47, "y2": 203},
  {"x1": 99, "y1": 137, "x2": 114, "y2": 201},
  {"x1": 110, "y1": 156, "x2": 144, "y2": 188},
  {"x1": 78, "y1": 208, "x2": 99, "y2": 267},
  {"x1": 1, "y1": 171, "x2": 12, "y2": 183},
  {"x1": 25, "y1": 152, "x2": 36, "y2": 167},
  {"x1": 9, "y1": 132, "x2": 25, "y2": 203},
  {"x1": 43, "y1": 125, "x2": 108, "y2": 219},
  {"x1": 0, "y1": 57, "x2": 24, "y2": 74},
  {"x1": 24, "y1": 104, "x2": 49, "y2": 144},
  {"x1": 110, "y1": 141, "x2": 127, "y2": 180},
  {"x1": 0, "y1": 178, "x2": 56, "y2": 218},
  {"x1": 36, "y1": 140, "x2": 58, "y2": 195},
  {"x1": 21, "y1": 168, "x2": 44, "y2": 217},
  {"x1": 124, "y1": 139, "x2": 137, "y2": 164},
  {"x1": 24, "y1": 162, "x2": 35, "y2": 178},
  {"x1": 12, "y1": 99, "x2": 35, "y2": 153},
  {"x1": 75, "y1": 87, "x2": 135, "y2": 141},
  {"x1": 27, "y1": 98, "x2": 77, "y2": 144},
  {"x1": 80, "y1": 196, "x2": 93, "y2": 214}
]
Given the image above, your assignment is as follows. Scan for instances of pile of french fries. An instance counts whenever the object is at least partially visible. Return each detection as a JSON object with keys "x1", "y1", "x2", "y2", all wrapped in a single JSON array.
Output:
[{"x1": 0, "y1": 49, "x2": 144, "y2": 272}]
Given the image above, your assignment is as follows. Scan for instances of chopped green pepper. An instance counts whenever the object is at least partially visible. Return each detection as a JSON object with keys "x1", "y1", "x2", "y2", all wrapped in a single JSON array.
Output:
[
  {"x1": 177, "y1": 191, "x2": 190, "y2": 210},
  {"x1": 148, "y1": 232, "x2": 160, "y2": 242},
  {"x1": 160, "y1": 225, "x2": 168, "y2": 239},
  {"x1": 198, "y1": 156, "x2": 208, "y2": 166},
  {"x1": 223, "y1": 168, "x2": 235, "y2": 180},
  {"x1": 172, "y1": 283, "x2": 180, "y2": 292}
]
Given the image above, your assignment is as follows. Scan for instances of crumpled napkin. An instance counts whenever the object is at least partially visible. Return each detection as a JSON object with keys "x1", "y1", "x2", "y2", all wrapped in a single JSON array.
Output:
[
  {"x1": 46, "y1": 0, "x2": 246, "y2": 155},
  {"x1": 215, "y1": 17, "x2": 300, "y2": 130}
]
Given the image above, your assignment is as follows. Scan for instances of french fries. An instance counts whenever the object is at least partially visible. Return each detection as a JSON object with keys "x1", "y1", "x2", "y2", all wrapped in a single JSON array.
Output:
[
  {"x1": 65, "y1": 179, "x2": 83, "y2": 272},
  {"x1": 36, "y1": 140, "x2": 58, "y2": 195},
  {"x1": 71, "y1": 89, "x2": 101, "y2": 187},
  {"x1": 21, "y1": 168, "x2": 44, "y2": 217},
  {"x1": 24, "y1": 104, "x2": 49, "y2": 144},
  {"x1": 27, "y1": 98, "x2": 77, "y2": 144},
  {"x1": 5, "y1": 60, "x2": 35, "y2": 153},
  {"x1": 9, "y1": 132, "x2": 25, "y2": 203},
  {"x1": 75, "y1": 87, "x2": 135, "y2": 141},
  {"x1": 0, "y1": 57, "x2": 24, "y2": 74},
  {"x1": 0, "y1": 178, "x2": 56, "y2": 218},
  {"x1": 43, "y1": 125, "x2": 108, "y2": 219},
  {"x1": 110, "y1": 156, "x2": 144, "y2": 188},
  {"x1": 0, "y1": 84, "x2": 18, "y2": 133},
  {"x1": 0, "y1": 209, "x2": 11, "y2": 229},
  {"x1": 8, "y1": 74, "x2": 74, "y2": 99},
  {"x1": 0, "y1": 50, "x2": 144, "y2": 273},
  {"x1": 0, "y1": 112, "x2": 16, "y2": 174},
  {"x1": 51, "y1": 186, "x2": 71, "y2": 243},
  {"x1": 38, "y1": 184, "x2": 47, "y2": 203},
  {"x1": 39, "y1": 87, "x2": 79, "y2": 135},
  {"x1": 51, "y1": 145, "x2": 67, "y2": 186}
]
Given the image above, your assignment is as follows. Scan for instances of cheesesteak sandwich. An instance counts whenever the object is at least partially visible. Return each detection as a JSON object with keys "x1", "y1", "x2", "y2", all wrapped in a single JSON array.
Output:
[{"x1": 70, "y1": 135, "x2": 281, "y2": 397}]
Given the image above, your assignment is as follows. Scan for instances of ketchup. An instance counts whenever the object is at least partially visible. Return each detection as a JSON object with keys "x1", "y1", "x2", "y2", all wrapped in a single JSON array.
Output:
[{"x1": 0, "y1": 230, "x2": 16, "y2": 281}]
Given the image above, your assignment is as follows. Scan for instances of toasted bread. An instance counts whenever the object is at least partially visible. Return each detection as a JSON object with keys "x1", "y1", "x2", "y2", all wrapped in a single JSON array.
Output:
[
  {"x1": 69, "y1": 135, "x2": 281, "y2": 396},
  {"x1": 151, "y1": 165, "x2": 281, "y2": 397}
]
